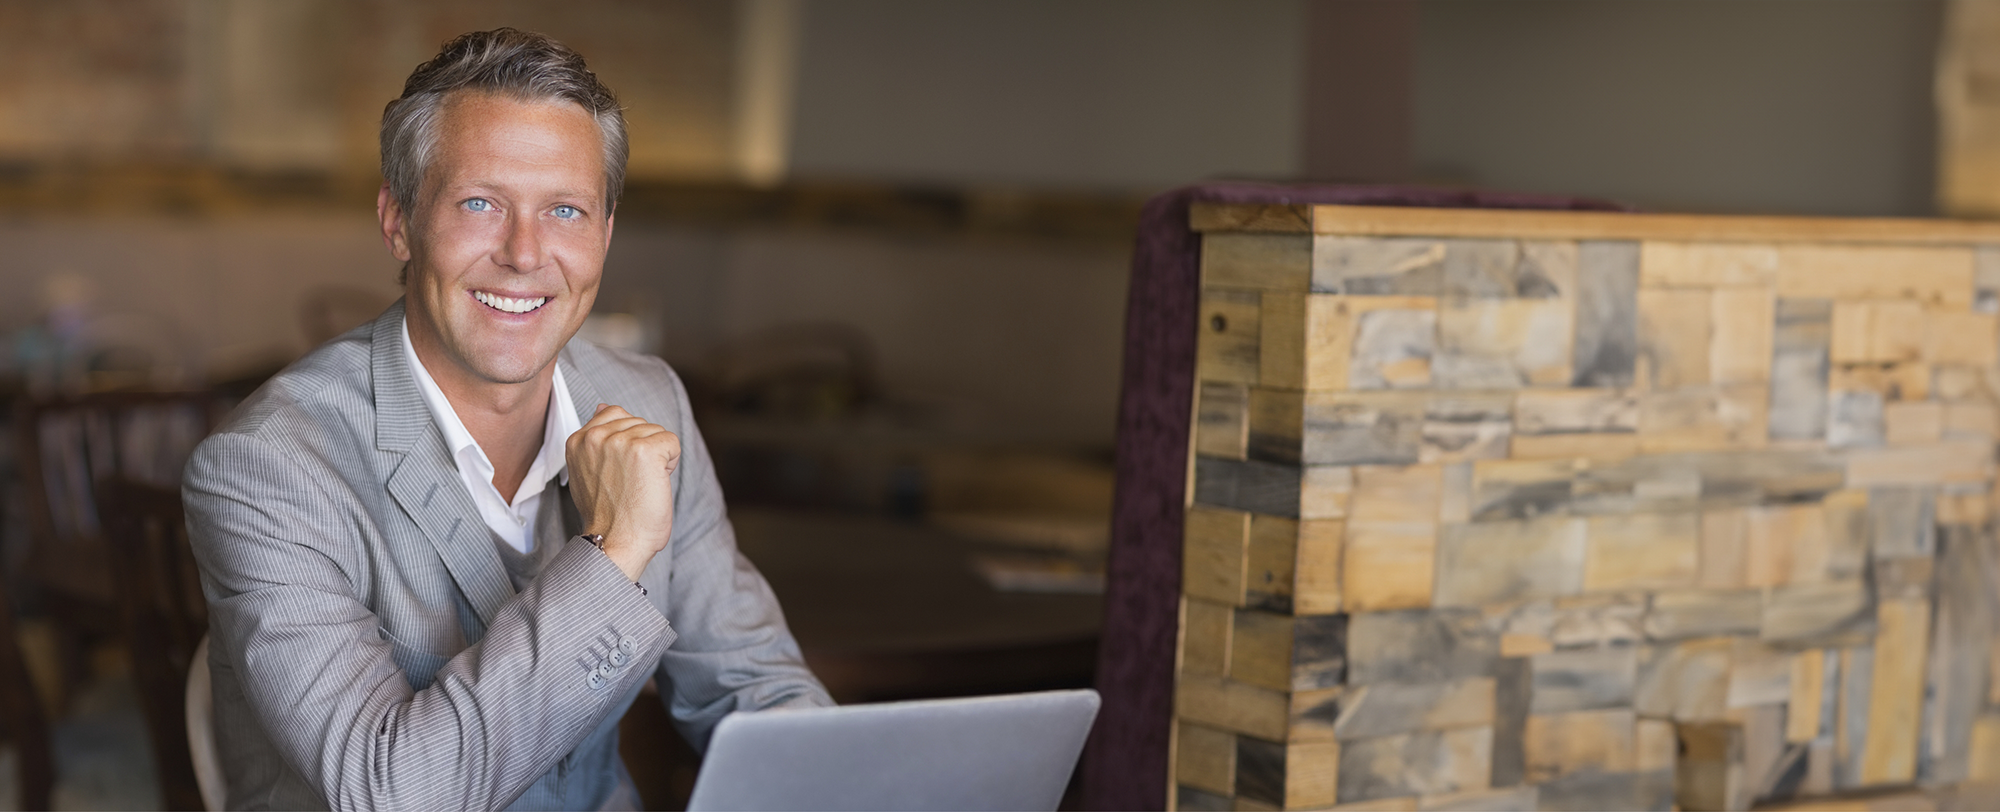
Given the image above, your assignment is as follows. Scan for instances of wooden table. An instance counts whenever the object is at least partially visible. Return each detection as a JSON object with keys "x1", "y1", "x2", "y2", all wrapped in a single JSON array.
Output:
[
  {"x1": 731, "y1": 508, "x2": 1103, "y2": 703},
  {"x1": 619, "y1": 508, "x2": 1104, "y2": 809}
]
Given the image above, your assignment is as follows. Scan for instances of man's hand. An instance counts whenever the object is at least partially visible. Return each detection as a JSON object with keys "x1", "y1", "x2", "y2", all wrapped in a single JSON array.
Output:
[{"x1": 566, "y1": 404, "x2": 682, "y2": 581}]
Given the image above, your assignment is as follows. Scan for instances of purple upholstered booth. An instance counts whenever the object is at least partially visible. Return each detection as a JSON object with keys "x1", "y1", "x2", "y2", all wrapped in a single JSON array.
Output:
[{"x1": 1081, "y1": 183, "x2": 1630, "y2": 811}]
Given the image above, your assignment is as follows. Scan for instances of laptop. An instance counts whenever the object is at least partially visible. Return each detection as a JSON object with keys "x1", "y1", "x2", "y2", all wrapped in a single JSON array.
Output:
[{"x1": 686, "y1": 689, "x2": 1101, "y2": 811}]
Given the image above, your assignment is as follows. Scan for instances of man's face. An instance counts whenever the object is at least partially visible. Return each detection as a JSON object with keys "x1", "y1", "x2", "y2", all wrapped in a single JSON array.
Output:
[{"x1": 381, "y1": 92, "x2": 613, "y2": 388}]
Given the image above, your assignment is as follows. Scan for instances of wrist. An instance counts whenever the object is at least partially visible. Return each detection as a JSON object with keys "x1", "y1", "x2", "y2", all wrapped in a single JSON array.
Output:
[{"x1": 581, "y1": 534, "x2": 653, "y2": 586}]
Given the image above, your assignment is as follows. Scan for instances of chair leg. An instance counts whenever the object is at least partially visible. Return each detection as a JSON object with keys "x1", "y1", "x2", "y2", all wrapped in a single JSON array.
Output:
[
  {"x1": 49, "y1": 624, "x2": 90, "y2": 714},
  {"x1": 0, "y1": 617, "x2": 53, "y2": 810}
]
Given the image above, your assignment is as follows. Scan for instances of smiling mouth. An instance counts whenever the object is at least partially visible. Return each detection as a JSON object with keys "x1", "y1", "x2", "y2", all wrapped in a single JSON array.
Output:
[{"x1": 473, "y1": 291, "x2": 549, "y2": 314}]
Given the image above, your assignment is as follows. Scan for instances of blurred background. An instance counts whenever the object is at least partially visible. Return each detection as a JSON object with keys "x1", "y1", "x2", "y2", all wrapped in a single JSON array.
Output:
[{"x1": 0, "y1": 0, "x2": 1992, "y2": 808}]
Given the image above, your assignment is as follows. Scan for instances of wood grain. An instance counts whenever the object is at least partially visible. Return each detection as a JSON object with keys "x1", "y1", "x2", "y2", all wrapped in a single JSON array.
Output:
[
  {"x1": 1178, "y1": 721, "x2": 1238, "y2": 795},
  {"x1": 1294, "y1": 519, "x2": 1345, "y2": 615},
  {"x1": 1343, "y1": 522, "x2": 1436, "y2": 613},
  {"x1": 1198, "y1": 382, "x2": 1251, "y2": 460},
  {"x1": 1332, "y1": 677, "x2": 1497, "y2": 740},
  {"x1": 1830, "y1": 300, "x2": 1926, "y2": 364},
  {"x1": 1204, "y1": 233, "x2": 1312, "y2": 291},
  {"x1": 1925, "y1": 309, "x2": 1998, "y2": 366},
  {"x1": 1246, "y1": 515, "x2": 1298, "y2": 613},
  {"x1": 1861, "y1": 598, "x2": 1930, "y2": 785},
  {"x1": 1635, "y1": 638, "x2": 1733, "y2": 722},
  {"x1": 1192, "y1": 203, "x2": 1313, "y2": 233},
  {"x1": 1641, "y1": 241, "x2": 1780, "y2": 288},
  {"x1": 1789, "y1": 649, "x2": 1827, "y2": 744},
  {"x1": 1185, "y1": 507, "x2": 1251, "y2": 606},
  {"x1": 1231, "y1": 609, "x2": 1296, "y2": 693},
  {"x1": 1637, "y1": 288, "x2": 1712, "y2": 389},
  {"x1": 1184, "y1": 598, "x2": 1234, "y2": 678},
  {"x1": 1200, "y1": 289, "x2": 1263, "y2": 384},
  {"x1": 1351, "y1": 465, "x2": 1443, "y2": 524},
  {"x1": 1259, "y1": 292, "x2": 1310, "y2": 390},
  {"x1": 1305, "y1": 205, "x2": 2000, "y2": 245},
  {"x1": 1711, "y1": 287, "x2": 1776, "y2": 385},
  {"x1": 1523, "y1": 709, "x2": 1636, "y2": 782},
  {"x1": 1583, "y1": 513, "x2": 1699, "y2": 592},
  {"x1": 1178, "y1": 673, "x2": 1291, "y2": 741}
]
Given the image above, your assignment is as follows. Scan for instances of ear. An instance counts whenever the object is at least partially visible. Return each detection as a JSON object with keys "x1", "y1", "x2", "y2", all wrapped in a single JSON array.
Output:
[
  {"x1": 377, "y1": 184, "x2": 413, "y2": 262},
  {"x1": 603, "y1": 210, "x2": 616, "y2": 250}
]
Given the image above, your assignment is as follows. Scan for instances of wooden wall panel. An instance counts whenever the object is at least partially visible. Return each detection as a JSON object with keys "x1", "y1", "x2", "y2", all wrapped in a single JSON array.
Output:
[{"x1": 1175, "y1": 208, "x2": 2000, "y2": 811}]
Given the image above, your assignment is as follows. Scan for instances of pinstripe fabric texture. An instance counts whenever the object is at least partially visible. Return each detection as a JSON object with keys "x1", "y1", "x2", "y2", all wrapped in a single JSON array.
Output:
[{"x1": 184, "y1": 301, "x2": 831, "y2": 811}]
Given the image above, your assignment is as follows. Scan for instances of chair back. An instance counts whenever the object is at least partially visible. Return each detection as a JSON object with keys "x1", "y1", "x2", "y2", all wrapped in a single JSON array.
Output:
[
  {"x1": 13, "y1": 388, "x2": 224, "y2": 694},
  {"x1": 17, "y1": 391, "x2": 222, "y2": 552},
  {"x1": 185, "y1": 635, "x2": 222, "y2": 811},
  {"x1": 97, "y1": 476, "x2": 208, "y2": 811}
]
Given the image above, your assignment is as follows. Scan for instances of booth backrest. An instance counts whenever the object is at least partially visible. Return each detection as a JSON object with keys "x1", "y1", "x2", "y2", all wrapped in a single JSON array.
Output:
[{"x1": 1093, "y1": 191, "x2": 2000, "y2": 811}]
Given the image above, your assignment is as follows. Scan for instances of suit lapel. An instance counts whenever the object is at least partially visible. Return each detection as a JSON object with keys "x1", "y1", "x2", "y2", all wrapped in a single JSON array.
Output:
[
  {"x1": 372, "y1": 301, "x2": 515, "y2": 628},
  {"x1": 558, "y1": 342, "x2": 605, "y2": 426}
]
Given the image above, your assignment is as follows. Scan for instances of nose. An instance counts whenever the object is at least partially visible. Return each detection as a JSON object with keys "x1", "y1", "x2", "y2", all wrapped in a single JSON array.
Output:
[{"x1": 499, "y1": 210, "x2": 545, "y2": 271}]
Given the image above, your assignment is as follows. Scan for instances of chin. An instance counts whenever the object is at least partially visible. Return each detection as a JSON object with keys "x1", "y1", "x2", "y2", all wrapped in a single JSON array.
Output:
[
  {"x1": 481, "y1": 358, "x2": 555, "y2": 385},
  {"x1": 458, "y1": 343, "x2": 559, "y2": 385}
]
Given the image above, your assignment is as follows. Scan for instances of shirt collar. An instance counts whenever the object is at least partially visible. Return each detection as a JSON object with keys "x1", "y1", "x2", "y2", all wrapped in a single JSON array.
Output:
[{"x1": 399, "y1": 316, "x2": 583, "y2": 494}]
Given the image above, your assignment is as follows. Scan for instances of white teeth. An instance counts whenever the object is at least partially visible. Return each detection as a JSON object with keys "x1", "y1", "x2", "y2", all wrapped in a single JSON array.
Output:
[{"x1": 474, "y1": 291, "x2": 548, "y2": 314}]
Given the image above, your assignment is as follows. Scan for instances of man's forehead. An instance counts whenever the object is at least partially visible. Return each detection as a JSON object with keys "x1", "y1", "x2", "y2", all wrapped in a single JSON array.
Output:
[
  {"x1": 435, "y1": 90, "x2": 603, "y2": 142},
  {"x1": 423, "y1": 92, "x2": 606, "y2": 193}
]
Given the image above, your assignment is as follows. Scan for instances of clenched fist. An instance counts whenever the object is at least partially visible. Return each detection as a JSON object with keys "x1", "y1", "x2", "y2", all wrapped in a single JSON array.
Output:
[{"x1": 565, "y1": 403, "x2": 682, "y2": 581}]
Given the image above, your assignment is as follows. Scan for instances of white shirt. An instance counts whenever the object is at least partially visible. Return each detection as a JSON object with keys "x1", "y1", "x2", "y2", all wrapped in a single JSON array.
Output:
[{"x1": 401, "y1": 318, "x2": 583, "y2": 553}]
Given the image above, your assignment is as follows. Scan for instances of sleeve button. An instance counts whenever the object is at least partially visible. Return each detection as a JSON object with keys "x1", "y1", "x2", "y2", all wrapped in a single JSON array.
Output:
[
  {"x1": 618, "y1": 637, "x2": 638, "y2": 655},
  {"x1": 608, "y1": 648, "x2": 628, "y2": 667},
  {"x1": 586, "y1": 673, "x2": 607, "y2": 691}
]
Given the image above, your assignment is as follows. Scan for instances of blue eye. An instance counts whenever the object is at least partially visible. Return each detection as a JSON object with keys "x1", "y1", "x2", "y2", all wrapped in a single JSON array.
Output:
[
  {"x1": 553, "y1": 205, "x2": 581, "y2": 220},
  {"x1": 464, "y1": 198, "x2": 492, "y2": 212}
]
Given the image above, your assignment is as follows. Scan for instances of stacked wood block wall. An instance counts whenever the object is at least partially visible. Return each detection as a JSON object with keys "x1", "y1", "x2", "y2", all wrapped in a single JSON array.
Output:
[{"x1": 1172, "y1": 205, "x2": 2000, "y2": 811}]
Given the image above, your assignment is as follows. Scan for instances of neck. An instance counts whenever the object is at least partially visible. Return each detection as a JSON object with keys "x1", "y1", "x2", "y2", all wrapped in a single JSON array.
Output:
[{"x1": 407, "y1": 321, "x2": 552, "y2": 499}]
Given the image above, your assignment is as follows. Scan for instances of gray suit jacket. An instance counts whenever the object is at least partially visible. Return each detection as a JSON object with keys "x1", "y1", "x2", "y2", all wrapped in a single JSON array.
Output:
[{"x1": 184, "y1": 301, "x2": 831, "y2": 811}]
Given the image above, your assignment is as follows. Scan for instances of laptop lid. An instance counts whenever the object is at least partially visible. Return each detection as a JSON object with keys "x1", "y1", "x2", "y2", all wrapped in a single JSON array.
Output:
[{"x1": 686, "y1": 688, "x2": 1101, "y2": 812}]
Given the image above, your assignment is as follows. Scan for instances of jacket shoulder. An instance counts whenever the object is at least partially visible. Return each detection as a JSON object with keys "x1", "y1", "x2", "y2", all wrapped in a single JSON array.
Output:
[
  {"x1": 561, "y1": 339, "x2": 689, "y2": 415},
  {"x1": 207, "y1": 326, "x2": 373, "y2": 450}
]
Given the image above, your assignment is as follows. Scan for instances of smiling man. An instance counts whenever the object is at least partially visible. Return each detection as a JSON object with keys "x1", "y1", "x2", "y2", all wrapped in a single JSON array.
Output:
[{"x1": 183, "y1": 29, "x2": 830, "y2": 810}]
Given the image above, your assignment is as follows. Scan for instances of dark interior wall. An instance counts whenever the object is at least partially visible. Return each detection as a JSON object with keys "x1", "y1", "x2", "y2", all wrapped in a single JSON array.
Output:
[
  {"x1": 602, "y1": 225, "x2": 1134, "y2": 448},
  {"x1": 785, "y1": 0, "x2": 1306, "y2": 191},
  {"x1": 1413, "y1": 0, "x2": 1945, "y2": 216},
  {"x1": 0, "y1": 2, "x2": 1963, "y2": 451},
  {"x1": 784, "y1": 0, "x2": 1944, "y2": 215}
]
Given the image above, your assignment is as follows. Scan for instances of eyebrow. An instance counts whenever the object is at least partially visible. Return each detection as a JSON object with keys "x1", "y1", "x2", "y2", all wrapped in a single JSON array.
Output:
[{"x1": 450, "y1": 181, "x2": 600, "y2": 205}]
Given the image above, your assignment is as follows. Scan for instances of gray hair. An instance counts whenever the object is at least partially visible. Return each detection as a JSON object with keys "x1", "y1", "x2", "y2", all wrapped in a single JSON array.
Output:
[{"x1": 380, "y1": 28, "x2": 627, "y2": 220}]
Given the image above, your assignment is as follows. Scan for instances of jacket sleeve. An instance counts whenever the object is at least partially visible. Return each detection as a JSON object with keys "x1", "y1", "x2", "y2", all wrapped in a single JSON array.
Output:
[
  {"x1": 639, "y1": 363, "x2": 835, "y2": 749},
  {"x1": 184, "y1": 431, "x2": 673, "y2": 811}
]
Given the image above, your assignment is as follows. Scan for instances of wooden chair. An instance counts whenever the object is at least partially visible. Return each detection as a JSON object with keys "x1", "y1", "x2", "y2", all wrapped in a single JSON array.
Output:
[
  {"x1": 14, "y1": 391, "x2": 223, "y2": 709},
  {"x1": 0, "y1": 580, "x2": 54, "y2": 810},
  {"x1": 96, "y1": 476, "x2": 207, "y2": 811},
  {"x1": 185, "y1": 635, "x2": 224, "y2": 810}
]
